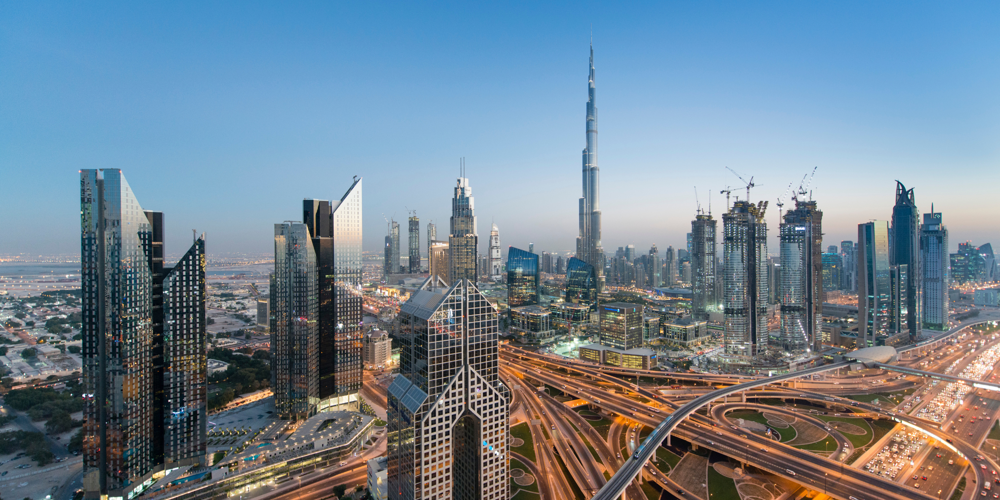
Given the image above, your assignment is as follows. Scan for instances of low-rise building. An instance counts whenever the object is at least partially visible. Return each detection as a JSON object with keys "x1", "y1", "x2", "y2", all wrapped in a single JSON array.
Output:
[
  {"x1": 550, "y1": 302, "x2": 591, "y2": 333},
  {"x1": 256, "y1": 298, "x2": 269, "y2": 331},
  {"x1": 367, "y1": 456, "x2": 388, "y2": 500},
  {"x1": 578, "y1": 343, "x2": 655, "y2": 370},
  {"x1": 207, "y1": 359, "x2": 230, "y2": 376},
  {"x1": 661, "y1": 317, "x2": 709, "y2": 347},
  {"x1": 363, "y1": 329, "x2": 391, "y2": 369},
  {"x1": 510, "y1": 305, "x2": 557, "y2": 343},
  {"x1": 975, "y1": 289, "x2": 1000, "y2": 307},
  {"x1": 642, "y1": 315, "x2": 660, "y2": 344}
]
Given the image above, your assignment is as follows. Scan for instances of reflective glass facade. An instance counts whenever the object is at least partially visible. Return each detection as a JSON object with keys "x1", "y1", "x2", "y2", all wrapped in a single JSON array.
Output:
[
  {"x1": 449, "y1": 177, "x2": 478, "y2": 283},
  {"x1": 576, "y1": 44, "x2": 605, "y2": 292},
  {"x1": 691, "y1": 215, "x2": 717, "y2": 320},
  {"x1": 271, "y1": 222, "x2": 318, "y2": 420},
  {"x1": 600, "y1": 302, "x2": 643, "y2": 351},
  {"x1": 921, "y1": 210, "x2": 949, "y2": 331},
  {"x1": 891, "y1": 181, "x2": 921, "y2": 338},
  {"x1": 722, "y1": 201, "x2": 768, "y2": 359},
  {"x1": 822, "y1": 253, "x2": 842, "y2": 291},
  {"x1": 409, "y1": 215, "x2": 420, "y2": 273},
  {"x1": 859, "y1": 221, "x2": 893, "y2": 346},
  {"x1": 506, "y1": 247, "x2": 539, "y2": 311},
  {"x1": 565, "y1": 257, "x2": 596, "y2": 308},
  {"x1": 777, "y1": 200, "x2": 822, "y2": 354}
]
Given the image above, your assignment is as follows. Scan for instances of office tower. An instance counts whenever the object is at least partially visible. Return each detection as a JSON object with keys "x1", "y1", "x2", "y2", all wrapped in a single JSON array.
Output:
[
  {"x1": 859, "y1": 221, "x2": 893, "y2": 347},
  {"x1": 507, "y1": 247, "x2": 540, "y2": 312},
  {"x1": 565, "y1": 257, "x2": 597, "y2": 308},
  {"x1": 528, "y1": 243, "x2": 533, "y2": 254},
  {"x1": 303, "y1": 178, "x2": 363, "y2": 411},
  {"x1": 921, "y1": 207, "x2": 949, "y2": 331},
  {"x1": 429, "y1": 241, "x2": 450, "y2": 285},
  {"x1": 387, "y1": 279, "x2": 510, "y2": 500},
  {"x1": 488, "y1": 224, "x2": 502, "y2": 281},
  {"x1": 385, "y1": 219, "x2": 400, "y2": 277},
  {"x1": 427, "y1": 222, "x2": 436, "y2": 260},
  {"x1": 981, "y1": 244, "x2": 997, "y2": 282},
  {"x1": 576, "y1": 43, "x2": 605, "y2": 293},
  {"x1": 449, "y1": 173, "x2": 478, "y2": 283},
  {"x1": 81, "y1": 170, "x2": 207, "y2": 500},
  {"x1": 623, "y1": 245, "x2": 635, "y2": 263},
  {"x1": 556, "y1": 255, "x2": 565, "y2": 275},
  {"x1": 691, "y1": 214, "x2": 717, "y2": 320},
  {"x1": 722, "y1": 200, "x2": 768, "y2": 359},
  {"x1": 663, "y1": 246, "x2": 676, "y2": 286},
  {"x1": 777, "y1": 200, "x2": 823, "y2": 354},
  {"x1": 648, "y1": 245, "x2": 661, "y2": 288},
  {"x1": 891, "y1": 181, "x2": 921, "y2": 339},
  {"x1": 822, "y1": 253, "x2": 842, "y2": 291},
  {"x1": 767, "y1": 257, "x2": 781, "y2": 305},
  {"x1": 840, "y1": 241, "x2": 856, "y2": 292},
  {"x1": 600, "y1": 302, "x2": 643, "y2": 350},
  {"x1": 681, "y1": 262, "x2": 691, "y2": 283},
  {"x1": 828, "y1": 245, "x2": 838, "y2": 255},
  {"x1": 409, "y1": 213, "x2": 420, "y2": 273},
  {"x1": 272, "y1": 222, "x2": 319, "y2": 420}
]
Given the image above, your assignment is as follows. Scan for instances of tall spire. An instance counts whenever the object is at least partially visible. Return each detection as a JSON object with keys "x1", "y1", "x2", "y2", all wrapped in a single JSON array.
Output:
[{"x1": 577, "y1": 41, "x2": 604, "y2": 293}]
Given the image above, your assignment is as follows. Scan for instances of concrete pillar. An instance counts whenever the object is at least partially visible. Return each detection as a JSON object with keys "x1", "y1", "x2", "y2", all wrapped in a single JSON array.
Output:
[
  {"x1": 667, "y1": 434, "x2": 671, "y2": 446},
  {"x1": 742, "y1": 391, "x2": 746, "y2": 403}
]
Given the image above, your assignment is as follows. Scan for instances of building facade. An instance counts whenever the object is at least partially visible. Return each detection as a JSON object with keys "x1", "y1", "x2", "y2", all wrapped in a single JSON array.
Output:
[
  {"x1": 691, "y1": 214, "x2": 717, "y2": 321},
  {"x1": 822, "y1": 253, "x2": 842, "y2": 291},
  {"x1": 722, "y1": 200, "x2": 769, "y2": 359},
  {"x1": 600, "y1": 302, "x2": 643, "y2": 351},
  {"x1": 858, "y1": 221, "x2": 893, "y2": 347},
  {"x1": 778, "y1": 200, "x2": 823, "y2": 354},
  {"x1": 385, "y1": 219, "x2": 400, "y2": 277},
  {"x1": 565, "y1": 257, "x2": 596, "y2": 308},
  {"x1": 429, "y1": 241, "x2": 450, "y2": 285},
  {"x1": 489, "y1": 224, "x2": 502, "y2": 281},
  {"x1": 921, "y1": 208, "x2": 949, "y2": 331},
  {"x1": 506, "y1": 247, "x2": 539, "y2": 311},
  {"x1": 387, "y1": 279, "x2": 510, "y2": 500},
  {"x1": 840, "y1": 240, "x2": 856, "y2": 292},
  {"x1": 409, "y1": 214, "x2": 421, "y2": 273},
  {"x1": 891, "y1": 181, "x2": 921, "y2": 339},
  {"x1": 363, "y1": 329, "x2": 392, "y2": 369},
  {"x1": 576, "y1": 43, "x2": 605, "y2": 293},
  {"x1": 427, "y1": 222, "x2": 436, "y2": 261},
  {"x1": 449, "y1": 175, "x2": 478, "y2": 283},
  {"x1": 272, "y1": 222, "x2": 319, "y2": 420}
]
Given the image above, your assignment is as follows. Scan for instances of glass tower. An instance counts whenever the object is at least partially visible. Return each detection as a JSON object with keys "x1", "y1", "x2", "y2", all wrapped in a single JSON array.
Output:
[
  {"x1": 565, "y1": 257, "x2": 596, "y2": 308},
  {"x1": 449, "y1": 174, "x2": 478, "y2": 283},
  {"x1": 576, "y1": 43, "x2": 605, "y2": 293},
  {"x1": 859, "y1": 221, "x2": 893, "y2": 346},
  {"x1": 777, "y1": 200, "x2": 823, "y2": 354},
  {"x1": 271, "y1": 222, "x2": 318, "y2": 420},
  {"x1": 387, "y1": 279, "x2": 510, "y2": 500},
  {"x1": 506, "y1": 247, "x2": 539, "y2": 311},
  {"x1": 921, "y1": 208, "x2": 949, "y2": 331},
  {"x1": 691, "y1": 214, "x2": 717, "y2": 320},
  {"x1": 840, "y1": 241, "x2": 856, "y2": 292},
  {"x1": 722, "y1": 200, "x2": 769, "y2": 359},
  {"x1": 822, "y1": 253, "x2": 842, "y2": 291},
  {"x1": 891, "y1": 181, "x2": 921, "y2": 339},
  {"x1": 409, "y1": 214, "x2": 421, "y2": 273},
  {"x1": 599, "y1": 302, "x2": 643, "y2": 351}
]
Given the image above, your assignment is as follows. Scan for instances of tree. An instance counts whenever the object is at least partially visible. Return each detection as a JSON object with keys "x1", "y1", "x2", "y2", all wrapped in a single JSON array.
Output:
[
  {"x1": 0, "y1": 346, "x2": 7, "y2": 356},
  {"x1": 56, "y1": 345, "x2": 66, "y2": 354},
  {"x1": 45, "y1": 411, "x2": 74, "y2": 434},
  {"x1": 20, "y1": 348, "x2": 36, "y2": 359},
  {"x1": 332, "y1": 485, "x2": 347, "y2": 499},
  {"x1": 68, "y1": 345, "x2": 81, "y2": 354}
]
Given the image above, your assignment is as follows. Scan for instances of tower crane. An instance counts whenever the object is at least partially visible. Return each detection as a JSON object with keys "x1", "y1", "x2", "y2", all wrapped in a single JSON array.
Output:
[
  {"x1": 720, "y1": 186, "x2": 733, "y2": 211},
  {"x1": 694, "y1": 186, "x2": 702, "y2": 215},
  {"x1": 796, "y1": 166, "x2": 818, "y2": 200},
  {"x1": 726, "y1": 166, "x2": 760, "y2": 202},
  {"x1": 776, "y1": 182, "x2": 793, "y2": 220}
]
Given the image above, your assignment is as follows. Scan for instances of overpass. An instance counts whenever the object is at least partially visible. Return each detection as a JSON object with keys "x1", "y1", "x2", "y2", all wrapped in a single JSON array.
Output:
[
  {"x1": 874, "y1": 362, "x2": 1000, "y2": 392},
  {"x1": 591, "y1": 361, "x2": 850, "y2": 500}
]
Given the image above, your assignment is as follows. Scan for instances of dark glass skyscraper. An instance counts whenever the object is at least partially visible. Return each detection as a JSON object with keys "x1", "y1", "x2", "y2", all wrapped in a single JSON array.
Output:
[
  {"x1": 921, "y1": 207, "x2": 949, "y2": 331},
  {"x1": 409, "y1": 213, "x2": 420, "y2": 273},
  {"x1": 387, "y1": 279, "x2": 510, "y2": 500},
  {"x1": 576, "y1": 43, "x2": 605, "y2": 293},
  {"x1": 565, "y1": 257, "x2": 596, "y2": 308},
  {"x1": 449, "y1": 174, "x2": 478, "y2": 283},
  {"x1": 691, "y1": 214, "x2": 717, "y2": 320},
  {"x1": 81, "y1": 170, "x2": 207, "y2": 500},
  {"x1": 507, "y1": 247, "x2": 539, "y2": 311},
  {"x1": 722, "y1": 200, "x2": 768, "y2": 359},
  {"x1": 859, "y1": 221, "x2": 893, "y2": 347},
  {"x1": 778, "y1": 200, "x2": 823, "y2": 354},
  {"x1": 303, "y1": 178, "x2": 363, "y2": 411},
  {"x1": 891, "y1": 181, "x2": 921, "y2": 339},
  {"x1": 840, "y1": 240, "x2": 856, "y2": 292},
  {"x1": 272, "y1": 222, "x2": 318, "y2": 419}
]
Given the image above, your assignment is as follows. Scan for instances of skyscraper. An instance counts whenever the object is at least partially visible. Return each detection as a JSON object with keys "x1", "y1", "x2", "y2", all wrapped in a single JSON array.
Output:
[
  {"x1": 921, "y1": 207, "x2": 949, "y2": 331},
  {"x1": 81, "y1": 170, "x2": 208, "y2": 500},
  {"x1": 648, "y1": 245, "x2": 661, "y2": 288},
  {"x1": 449, "y1": 172, "x2": 478, "y2": 283},
  {"x1": 272, "y1": 222, "x2": 319, "y2": 420},
  {"x1": 840, "y1": 241, "x2": 856, "y2": 292},
  {"x1": 576, "y1": 43, "x2": 605, "y2": 293},
  {"x1": 489, "y1": 223, "x2": 502, "y2": 281},
  {"x1": 429, "y1": 241, "x2": 450, "y2": 285},
  {"x1": 663, "y1": 246, "x2": 676, "y2": 286},
  {"x1": 385, "y1": 219, "x2": 400, "y2": 277},
  {"x1": 565, "y1": 257, "x2": 597, "y2": 308},
  {"x1": 427, "y1": 222, "x2": 436, "y2": 260},
  {"x1": 891, "y1": 181, "x2": 921, "y2": 339},
  {"x1": 600, "y1": 302, "x2": 643, "y2": 351},
  {"x1": 778, "y1": 200, "x2": 823, "y2": 354},
  {"x1": 859, "y1": 221, "x2": 893, "y2": 347},
  {"x1": 409, "y1": 213, "x2": 421, "y2": 273},
  {"x1": 691, "y1": 214, "x2": 717, "y2": 320},
  {"x1": 507, "y1": 247, "x2": 539, "y2": 311},
  {"x1": 822, "y1": 253, "x2": 842, "y2": 292},
  {"x1": 722, "y1": 200, "x2": 768, "y2": 359},
  {"x1": 303, "y1": 178, "x2": 363, "y2": 411},
  {"x1": 387, "y1": 278, "x2": 510, "y2": 500}
]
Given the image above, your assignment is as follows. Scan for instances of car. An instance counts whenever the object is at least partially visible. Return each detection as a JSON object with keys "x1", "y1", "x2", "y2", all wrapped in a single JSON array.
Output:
[
  {"x1": 982, "y1": 491, "x2": 988, "y2": 497},
  {"x1": 786, "y1": 469, "x2": 796, "y2": 476},
  {"x1": 760, "y1": 447, "x2": 768, "y2": 452},
  {"x1": 915, "y1": 483, "x2": 920, "y2": 489},
  {"x1": 937, "y1": 454, "x2": 942, "y2": 458},
  {"x1": 716, "y1": 431, "x2": 722, "y2": 436},
  {"x1": 922, "y1": 476, "x2": 928, "y2": 481},
  {"x1": 913, "y1": 475, "x2": 919, "y2": 480}
]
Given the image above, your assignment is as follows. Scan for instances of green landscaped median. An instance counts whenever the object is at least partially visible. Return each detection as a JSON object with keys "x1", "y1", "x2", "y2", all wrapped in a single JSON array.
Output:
[
  {"x1": 727, "y1": 410, "x2": 796, "y2": 442},
  {"x1": 795, "y1": 435, "x2": 839, "y2": 452},
  {"x1": 640, "y1": 480, "x2": 661, "y2": 500},
  {"x1": 817, "y1": 415, "x2": 874, "y2": 448},
  {"x1": 989, "y1": 420, "x2": 1000, "y2": 442},
  {"x1": 510, "y1": 422, "x2": 536, "y2": 463},
  {"x1": 509, "y1": 458, "x2": 540, "y2": 494},
  {"x1": 707, "y1": 465, "x2": 742, "y2": 500}
]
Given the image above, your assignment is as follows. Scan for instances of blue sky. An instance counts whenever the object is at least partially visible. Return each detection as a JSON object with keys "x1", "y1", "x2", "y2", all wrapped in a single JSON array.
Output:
[{"x1": 2, "y1": 2, "x2": 998, "y2": 257}]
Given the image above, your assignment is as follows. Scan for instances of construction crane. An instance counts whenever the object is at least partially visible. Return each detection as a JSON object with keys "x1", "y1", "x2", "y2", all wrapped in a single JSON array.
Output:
[
  {"x1": 796, "y1": 166, "x2": 818, "y2": 200},
  {"x1": 775, "y1": 182, "x2": 794, "y2": 220},
  {"x1": 694, "y1": 186, "x2": 702, "y2": 215},
  {"x1": 726, "y1": 166, "x2": 760, "y2": 202},
  {"x1": 720, "y1": 186, "x2": 733, "y2": 210}
]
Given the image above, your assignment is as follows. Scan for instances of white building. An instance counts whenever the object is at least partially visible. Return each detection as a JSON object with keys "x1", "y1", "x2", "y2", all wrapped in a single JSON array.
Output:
[
  {"x1": 363, "y1": 329, "x2": 391, "y2": 369},
  {"x1": 207, "y1": 359, "x2": 230, "y2": 376},
  {"x1": 368, "y1": 456, "x2": 388, "y2": 500}
]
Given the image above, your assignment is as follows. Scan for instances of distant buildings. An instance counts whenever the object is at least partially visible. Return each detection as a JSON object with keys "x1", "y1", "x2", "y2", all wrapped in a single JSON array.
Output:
[
  {"x1": 510, "y1": 305, "x2": 556, "y2": 343},
  {"x1": 426, "y1": 222, "x2": 436, "y2": 260},
  {"x1": 822, "y1": 252, "x2": 842, "y2": 291},
  {"x1": 256, "y1": 298, "x2": 269, "y2": 331},
  {"x1": 778, "y1": 199, "x2": 823, "y2": 354},
  {"x1": 388, "y1": 278, "x2": 510, "y2": 500},
  {"x1": 952, "y1": 242, "x2": 997, "y2": 284},
  {"x1": 691, "y1": 214, "x2": 718, "y2": 321},
  {"x1": 385, "y1": 219, "x2": 400, "y2": 277},
  {"x1": 648, "y1": 245, "x2": 662, "y2": 288},
  {"x1": 722, "y1": 200, "x2": 769, "y2": 359},
  {"x1": 840, "y1": 241, "x2": 857, "y2": 292},
  {"x1": 921, "y1": 207, "x2": 949, "y2": 331},
  {"x1": 489, "y1": 223, "x2": 502, "y2": 281},
  {"x1": 429, "y1": 241, "x2": 450, "y2": 285},
  {"x1": 891, "y1": 181, "x2": 921, "y2": 339},
  {"x1": 81, "y1": 169, "x2": 208, "y2": 500},
  {"x1": 661, "y1": 317, "x2": 710, "y2": 348},
  {"x1": 507, "y1": 247, "x2": 539, "y2": 312},
  {"x1": 576, "y1": 43, "x2": 605, "y2": 293},
  {"x1": 449, "y1": 172, "x2": 478, "y2": 283},
  {"x1": 408, "y1": 213, "x2": 420, "y2": 273},
  {"x1": 363, "y1": 329, "x2": 392, "y2": 369}
]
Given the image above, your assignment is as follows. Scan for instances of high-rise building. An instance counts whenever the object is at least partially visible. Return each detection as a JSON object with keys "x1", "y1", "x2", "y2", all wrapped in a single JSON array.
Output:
[
  {"x1": 648, "y1": 245, "x2": 661, "y2": 288},
  {"x1": 427, "y1": 222, "x2": 436, "y2": 260},
  {"x1": 489, "y1": 224, "x2": 502, "y2": 281},
  {"x1": 556, "y1": 255, "x2": 565, "y2": 275},
  {"x1": 777, "y1": 200, "x2": 823, "y2": 354},
  {"x1": 387, "y1": 278, "x2": 510, "y2": 500},
  {"x1": 840, "y1": 241, "x2": 856, "y2": 292},
  {"x1": 507, "y1": 247, "x2": 539, "y2": 312},
  {"x1": 565, "y1": 257, "x2": 596, "y2": 308},
  {"x1": 528, "y1": 242, "x2": 533, "y2": 254},
  {"x1": 272, "y1": 222, "x2": 319, "y2": 420},
  {"x1": 408, "y1": 213, "x2": 420, "y2": 273},
  {"x1": 891, "y1": 181, "x2": 921, "y2": 339},
  {"x1": 385, "y1": 219, "x2": 400, "y2": 277},
  {"x1": 663, "y1": 246, "x2": 676, "y2": 286},
  {"x1": 449, "y1": 174, "x2": 478, "y2": 283},
  {"x1": 859, "y1": 221, "x2": 893, "y2": 347},
  {"x1": 828, "y1": 245, "x2": 838, "y2": 254},
  {"x1": 921, "y1": 207, "x2": 949, "y2": 331},
  {"x1": 822, "y1": 253, "x2": 842, "y2": 292},
  {"x1": 600, "y1": 302, "x2": 643, "y2": 351},
  {"x1": 303, "y1": 178, "x2": 363, "y2": 411},
  {"x1": 576, "y1": 43, "x2": 605, "y2": 293},
  {"x1": 429, "y1": 241, "x2": 450, "y2": 285},
  {"x1": 722, "y1": 200, "x2": 768, "y2": 359},
  {"x1": 691, "y1": 214, "x2": 717, "y2": 320},
  {"x1": 81, "y1": 170, "x2": 208, "y2": 500}
]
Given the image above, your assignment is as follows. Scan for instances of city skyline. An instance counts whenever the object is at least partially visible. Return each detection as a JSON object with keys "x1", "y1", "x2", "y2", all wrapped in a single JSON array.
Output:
[{"x1": 4, "y1": 3, "x2": 1000, "y2": 258}]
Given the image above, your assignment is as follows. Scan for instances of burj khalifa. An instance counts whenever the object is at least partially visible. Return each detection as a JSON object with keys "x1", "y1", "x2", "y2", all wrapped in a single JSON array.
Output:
[{"x1": 577, "y1": 43, "x2": 605, "y2": 292}]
